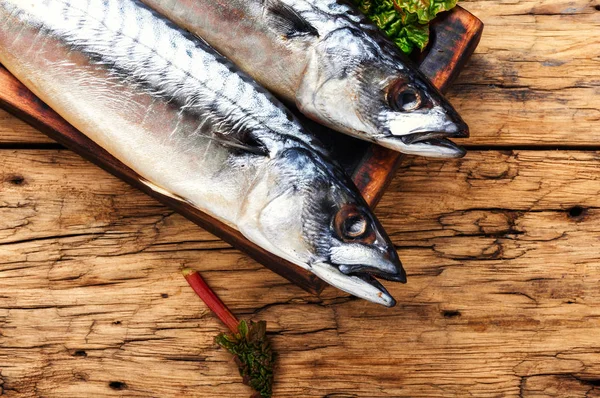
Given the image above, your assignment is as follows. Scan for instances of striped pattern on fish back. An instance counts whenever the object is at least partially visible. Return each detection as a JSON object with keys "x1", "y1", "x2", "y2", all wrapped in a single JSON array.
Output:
[
  {"x1": 283, "y1": 0, "x2": 405, "y2": 63},
  {"x1": 1, "y1": 0, "x2": 318, "y2": 155}
]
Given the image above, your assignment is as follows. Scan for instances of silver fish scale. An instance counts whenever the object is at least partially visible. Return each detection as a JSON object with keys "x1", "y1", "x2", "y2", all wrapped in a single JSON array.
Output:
[
  {"x1": 282, "y1": 0, "x2": 402, "y2": 65},
  {"x1": 281, "y1": 0, "x2": 372, "y2": 32},
  {"x1": 5, "y1": 0, "x2": 316, "y2": 155}
]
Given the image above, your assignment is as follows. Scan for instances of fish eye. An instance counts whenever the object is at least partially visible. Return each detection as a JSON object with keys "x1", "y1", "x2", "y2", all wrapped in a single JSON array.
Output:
[
  {"x1": 334, "y1": 205, "x2": 376, "y2": 243},
  {"x1": 344, "y1": 214, "x2": 367, "y2": 238},
  {"x1": 388, "y1": 83, "x2": 423, "y2": 112}
]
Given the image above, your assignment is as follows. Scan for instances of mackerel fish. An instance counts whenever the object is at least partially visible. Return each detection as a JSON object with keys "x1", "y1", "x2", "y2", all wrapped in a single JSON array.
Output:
[
  {"x1": 141, "y1": 0, "x2": 470, "y2": 157},
  {"x1": 0, "y1": 0, "x2": 407, "y2": 306}
]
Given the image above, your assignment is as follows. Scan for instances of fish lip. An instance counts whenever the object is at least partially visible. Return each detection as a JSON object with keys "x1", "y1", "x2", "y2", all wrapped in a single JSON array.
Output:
[
  {"x1": 378, "y1": 136, "x2": 467, "y2": 158},
  {"x1": 400, "y1": 127, "x2": 469, "y2": 145},
  {"x1": 338, "y1": 264, "x2": 407, "y2": 284},
  {"x1": 385, "y1": 105, "x2": 470, "y2": 141},
  {"x1": 310, "y1": 261, "x2": 398, "y2": 307},
  {"x1": 333, "y1": 262, "x2": 406, "y2": 307},
  {"x1": 355, "y1": 273, "x2": 397, "y2": 307},
  {"x1": 376, "y1": 118, "x2": 469, "y2": 158}
]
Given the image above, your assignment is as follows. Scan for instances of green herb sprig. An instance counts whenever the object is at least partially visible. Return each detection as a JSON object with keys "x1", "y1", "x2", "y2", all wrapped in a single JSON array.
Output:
[
  {"x1": 216, "y1": 320, "x2": 275, "y2": 398},
  {"x1": 353, "y1": 0, "x2": 458, "y2": 54},
  {"x1": 182, "y1": 269, "x2": 275, "y2": 398}
]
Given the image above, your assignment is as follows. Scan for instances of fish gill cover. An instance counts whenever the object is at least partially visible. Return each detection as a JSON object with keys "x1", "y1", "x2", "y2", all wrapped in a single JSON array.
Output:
[{"x1": 353, "y1": 0, "x2": 458, "y2": 54}]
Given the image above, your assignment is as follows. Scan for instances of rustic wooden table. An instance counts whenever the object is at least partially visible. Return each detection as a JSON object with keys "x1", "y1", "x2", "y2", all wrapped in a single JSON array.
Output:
[{"x1": 1, "y1": 1, "x2": 599, "y2": 397}]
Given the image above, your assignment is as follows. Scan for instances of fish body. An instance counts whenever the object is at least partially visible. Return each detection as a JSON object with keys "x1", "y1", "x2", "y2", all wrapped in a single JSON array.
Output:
[
  {"x1": 0, "y1": 0, "x2": 406, "y2": 306},
  {"x1": 141, "y1": 0, "x2": 469, "y2": 157}
]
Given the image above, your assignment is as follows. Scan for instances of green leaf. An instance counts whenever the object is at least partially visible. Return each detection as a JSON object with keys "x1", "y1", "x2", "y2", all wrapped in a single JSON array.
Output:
[
  {"x1": 351, "y1": 0, "x2": 459, "y2": 54},
  {"x1": 216, "y1": 320, "x2": 275, "y2": 398},
  {"x1": 238, "y1": 319, "x2": 249, "y2": 337}
]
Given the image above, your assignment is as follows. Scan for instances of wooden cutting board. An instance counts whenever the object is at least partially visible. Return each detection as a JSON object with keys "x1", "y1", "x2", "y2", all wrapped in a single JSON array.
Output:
[{"x1": 0, "y1": 7, "x2": 483, "y2": 294}]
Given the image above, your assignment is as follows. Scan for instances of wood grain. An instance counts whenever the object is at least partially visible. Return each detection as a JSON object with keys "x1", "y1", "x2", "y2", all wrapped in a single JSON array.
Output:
[
  {"x1": 1, "y1": 149, "x2": 600, "y2": 397},
  {"x1": 0, "y1": 108, "x2": 55, "y2": 145},
  {"x1": 448, "y1": 0, "x2": 600, "y2": 147},
  {"x1": 1, "y1": 1, "x2": 599, "y2": 397}
]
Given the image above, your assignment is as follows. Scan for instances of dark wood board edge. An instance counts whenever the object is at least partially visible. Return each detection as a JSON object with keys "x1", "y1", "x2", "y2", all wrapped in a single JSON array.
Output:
[
  {"x1": 421, "y1": 6, "x2": 485, "y2": 93},
  {"x1": 0, "y1": 67, "x2": 325, "y2": 295},
  {"x1": 352, "y1": 6, "x2": 484, "y2": 207},
  {"x1": 0, "y1": 6, "x2": 483, "y2": 295}
]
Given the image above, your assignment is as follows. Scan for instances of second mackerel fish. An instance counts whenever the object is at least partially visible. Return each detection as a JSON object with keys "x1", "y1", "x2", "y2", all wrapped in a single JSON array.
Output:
[{"x1": 141, "y1": 0, "x2": 470, "y2": 157}]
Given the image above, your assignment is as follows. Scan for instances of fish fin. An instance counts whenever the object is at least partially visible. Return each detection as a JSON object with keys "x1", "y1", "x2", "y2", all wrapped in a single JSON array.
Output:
[
  {"x1": 139, "y1": 178, "x2": 191, "y2": 204},
  {"x1": 212, "y1": 134, "x2": 269, "y2": 156},
  {"x1": 264, "y1": 0, "x2": 319, "y2": 38}
]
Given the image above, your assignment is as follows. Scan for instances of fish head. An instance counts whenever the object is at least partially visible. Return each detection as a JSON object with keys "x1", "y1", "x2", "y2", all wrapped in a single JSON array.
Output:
[
  {"x1": 371, "y1": 65, "x2": 470, "y2": 158},
  {"x1": 297, "y1": 28, "x2": 468, "y2": 158},
  {"x1": 240, "y1": 147, "x2": 405, "y2": 307},
  {"x1": 305, "y1": 189, "x2": 407, "y2": 307}
]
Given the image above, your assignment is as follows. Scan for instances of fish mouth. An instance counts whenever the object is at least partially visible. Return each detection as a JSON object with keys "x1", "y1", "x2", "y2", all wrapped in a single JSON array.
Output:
[
  {"x1": 381, "y1": 111, "x2": 470, "y2": 157},
  {"x1": 340, "y1": 263, "x2": 407, "y2": 305},
  {"x1": 309, "y1": 261, "x2": 406, "y2": 307},
  {"x1": 401, "y1": 128, "x2": 469, "y2": 145},
  {"x1": 378, "y1": 130, "x2": 468, "y2": 158},
  {"x1": 338, "y1": 261, "x2": 407, "y2": 282},
  {"x1": 345, "y1": 266, "x2": 407, "y2": 308}
]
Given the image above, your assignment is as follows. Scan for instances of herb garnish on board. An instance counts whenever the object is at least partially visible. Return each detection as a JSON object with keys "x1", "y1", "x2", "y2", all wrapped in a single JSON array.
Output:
[{"x1": 352, "y1": 0, "x2": 458, "y2": 54}]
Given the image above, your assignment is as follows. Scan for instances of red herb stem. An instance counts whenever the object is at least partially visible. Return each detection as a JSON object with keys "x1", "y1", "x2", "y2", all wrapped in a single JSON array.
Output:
[{"x1": 182, "y1": 268, "x2": 239, "y2": 333}]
